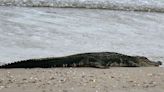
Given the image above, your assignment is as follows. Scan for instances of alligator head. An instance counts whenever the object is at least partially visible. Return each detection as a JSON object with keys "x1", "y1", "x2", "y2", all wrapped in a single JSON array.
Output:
[{"x1": 134, "y1": 56, "x2": 162, "y2": 67}]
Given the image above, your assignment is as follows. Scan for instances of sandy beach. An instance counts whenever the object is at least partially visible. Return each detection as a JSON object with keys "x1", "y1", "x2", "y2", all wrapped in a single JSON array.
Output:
[{"x1": 0, "y1": 67, "x2": 164, "y2": 92}]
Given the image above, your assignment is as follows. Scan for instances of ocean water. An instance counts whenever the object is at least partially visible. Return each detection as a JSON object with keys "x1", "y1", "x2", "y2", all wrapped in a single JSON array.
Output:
[{"x1": 0, "y1": 0, "x2": 164, "y2": 66}]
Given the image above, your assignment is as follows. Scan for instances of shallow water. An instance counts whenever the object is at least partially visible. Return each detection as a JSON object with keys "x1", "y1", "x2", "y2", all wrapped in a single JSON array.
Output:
[{"x1": 0, "y1": 6, "x2": 164, "y2": 66}]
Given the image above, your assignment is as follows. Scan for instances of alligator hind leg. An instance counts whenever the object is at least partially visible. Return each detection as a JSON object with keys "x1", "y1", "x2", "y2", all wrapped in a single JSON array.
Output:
[
  {"x1": 94, "y1": 63, "x2": 110, "y2": 69},
  {"x1": 88, "y1": 58, "x2": 110, "y2": 69}
]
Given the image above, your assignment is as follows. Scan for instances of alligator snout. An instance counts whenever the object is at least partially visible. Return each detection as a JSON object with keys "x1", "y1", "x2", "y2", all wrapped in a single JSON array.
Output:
[
  {"x1": 157, "y1": 61, "x2": 162, "y2": 65},
  {"x1": 153, "y1": 61, "x2": 162, "y2": 66}
]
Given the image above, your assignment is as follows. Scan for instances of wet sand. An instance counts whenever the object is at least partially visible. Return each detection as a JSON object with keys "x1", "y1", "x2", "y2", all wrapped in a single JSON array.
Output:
[{"x1": 0, "y1": 67, "x2": 164, "y2": 92}]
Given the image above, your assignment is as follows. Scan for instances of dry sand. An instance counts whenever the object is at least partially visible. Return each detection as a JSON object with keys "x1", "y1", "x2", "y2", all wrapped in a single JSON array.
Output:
[{"x1": 0, "y1": 67, "x2": 164, "y2": 92}]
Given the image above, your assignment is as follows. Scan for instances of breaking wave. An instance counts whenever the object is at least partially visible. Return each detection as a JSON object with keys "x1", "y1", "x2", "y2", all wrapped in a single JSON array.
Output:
[{"x1": 0, "y1": 0, "x2": 164, "y2": 12}]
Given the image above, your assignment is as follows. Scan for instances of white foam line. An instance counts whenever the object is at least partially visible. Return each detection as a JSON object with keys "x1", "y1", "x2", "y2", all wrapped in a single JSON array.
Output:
[{"x1": 0, "y1": 0, "x2": 164, "y2": 12}]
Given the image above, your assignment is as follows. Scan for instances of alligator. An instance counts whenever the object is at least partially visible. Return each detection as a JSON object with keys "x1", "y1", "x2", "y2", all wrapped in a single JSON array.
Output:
[{"x1": 0, "y1": 52, "x2": 162, "y2": 69}]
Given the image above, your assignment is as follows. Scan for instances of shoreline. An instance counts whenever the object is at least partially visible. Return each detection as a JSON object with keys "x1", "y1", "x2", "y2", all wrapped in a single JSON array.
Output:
[{"x1": 0, "y1": 67, "x2": 164, "y2": 92}]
